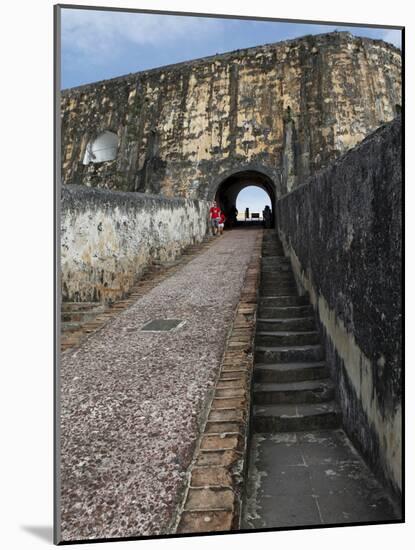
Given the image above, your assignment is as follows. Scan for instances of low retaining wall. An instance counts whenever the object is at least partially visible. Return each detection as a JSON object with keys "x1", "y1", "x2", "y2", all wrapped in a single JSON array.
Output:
[
  {"x1": 276, "y1": 118, "x2": 402, "y2": 502},
  {"x1": 61, "y1": 185, "x2": 209, "y2": 302}
]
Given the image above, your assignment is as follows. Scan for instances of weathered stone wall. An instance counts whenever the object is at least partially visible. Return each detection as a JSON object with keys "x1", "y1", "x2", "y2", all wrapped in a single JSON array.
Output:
[
  {"x1": 61, "y1": 186, "x2": 209, "y2": 303},
  {"x1": 61, "y1": 32, "x2": 401, "y2": 199},
  {"x1": 276, "y1": 118, "x2": 402, "y2": 501}
]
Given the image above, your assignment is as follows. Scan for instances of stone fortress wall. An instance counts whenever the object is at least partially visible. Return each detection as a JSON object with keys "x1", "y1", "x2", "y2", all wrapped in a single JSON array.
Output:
[{"x1": 61, "y1": 31, "x2": 401, "y2": 199}]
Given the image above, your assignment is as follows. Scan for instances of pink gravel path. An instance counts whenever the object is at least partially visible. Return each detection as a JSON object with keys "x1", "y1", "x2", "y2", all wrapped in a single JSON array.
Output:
[{"x1": 59, "y1": 228, "x2": 260, "y2": 541}]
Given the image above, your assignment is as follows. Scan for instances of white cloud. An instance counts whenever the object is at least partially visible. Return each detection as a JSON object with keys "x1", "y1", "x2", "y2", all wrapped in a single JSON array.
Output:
[
  {"x1": 61, "y1": 9, "x2": 225, "y2": 63},
  {"x1": 378, "y1": 29, "x2": 402, "y2": 48}
]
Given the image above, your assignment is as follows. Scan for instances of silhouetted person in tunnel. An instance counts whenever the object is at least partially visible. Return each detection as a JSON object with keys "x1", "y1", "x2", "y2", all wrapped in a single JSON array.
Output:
[
  {"x1": 263, "y1": 205, "x2": 272, "y2": 228},
  {"x1": 228, "y1": 205, "x2": 238, "y2": 228},
  {"x1": 245, "y1": 207, "x2": 250, "y2": 221}
]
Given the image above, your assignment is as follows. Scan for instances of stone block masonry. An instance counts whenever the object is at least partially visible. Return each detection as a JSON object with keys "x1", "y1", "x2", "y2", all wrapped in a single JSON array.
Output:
[
  {"x1": 61, "y1": 32, "x2": 401, "y2": 199},
  {"x1": 61, "y1": 185, "x2": 209, "y2": 303},
  {"x1": 276, "y1": 117, "x2": 402, "y2": 503}
]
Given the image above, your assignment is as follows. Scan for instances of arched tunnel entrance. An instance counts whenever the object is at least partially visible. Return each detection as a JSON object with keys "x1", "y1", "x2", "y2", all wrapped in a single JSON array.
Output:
[{"x1": 215, "y1": 170, "x2": 276, "y2": 228}]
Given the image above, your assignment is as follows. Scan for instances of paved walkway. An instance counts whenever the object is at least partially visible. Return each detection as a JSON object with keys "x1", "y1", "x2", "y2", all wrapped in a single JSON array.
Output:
[
  {"x1": 242, "y1": 430, "x2": 400, "y2": 529},
  {"x1": 59, "y1": 229, "x2": 260, "y2": 541}
]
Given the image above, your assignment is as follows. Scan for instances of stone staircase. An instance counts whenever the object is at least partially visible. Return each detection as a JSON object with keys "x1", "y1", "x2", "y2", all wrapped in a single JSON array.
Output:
[
  {"x1": 252, "y1": 232, "x2": 341, "y2": 433},
  {"x1": 61, "y1": 302, "x2": 106, "y2": 331},
  {"x1": 242, "y1": 231, "x2": 399, "y2": 529}
]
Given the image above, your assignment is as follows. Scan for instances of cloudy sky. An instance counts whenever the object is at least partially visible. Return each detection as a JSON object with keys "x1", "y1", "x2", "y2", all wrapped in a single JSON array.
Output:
[
  {"x1": 61, "y1": 8, "x2": 401, "y2": 89},
  {"x1": 60, "y1": 8, "x2": 401, "y2": 213}
]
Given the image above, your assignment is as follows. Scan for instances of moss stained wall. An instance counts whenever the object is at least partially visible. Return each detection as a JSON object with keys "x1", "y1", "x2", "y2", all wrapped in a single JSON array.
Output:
[
  {"x1": 277, "y1": 118, "x2": 402, "y2": 502},
  {"x1": 61, "y1": 32, "x2": 401, "y2": 199},
  {"x1": 61, "y1": 186, "x2": 209, "y2": 303}
]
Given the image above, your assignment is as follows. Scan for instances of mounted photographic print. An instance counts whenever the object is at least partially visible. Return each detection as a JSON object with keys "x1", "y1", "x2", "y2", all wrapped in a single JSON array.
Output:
[{"x1": 54, "y1": 3, "x2": 404, "y2": 544}]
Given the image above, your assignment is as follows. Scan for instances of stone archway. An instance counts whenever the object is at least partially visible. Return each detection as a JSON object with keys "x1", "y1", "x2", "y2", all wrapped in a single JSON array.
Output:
[{"x1": 214, "y1": 170, "x2": 277, "y2": 228}]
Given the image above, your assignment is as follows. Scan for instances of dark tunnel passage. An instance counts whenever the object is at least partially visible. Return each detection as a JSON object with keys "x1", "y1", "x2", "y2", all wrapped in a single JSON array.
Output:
[{"x1": 215, "y1": 170, "x2": 277, "y2": 228}]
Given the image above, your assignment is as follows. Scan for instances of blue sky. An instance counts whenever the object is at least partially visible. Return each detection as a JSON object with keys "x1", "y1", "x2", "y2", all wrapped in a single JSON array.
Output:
[
  {"x1": 61, "y1": 8, "x2": 402, "y2": 89},
  {"x1": 236, "y1": 187, "x2": 271, "y2": 217}
]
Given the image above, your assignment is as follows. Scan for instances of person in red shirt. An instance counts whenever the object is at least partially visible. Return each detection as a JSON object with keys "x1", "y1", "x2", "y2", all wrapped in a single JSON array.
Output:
[
  {"x1": 218, "y1": 211, "x2": 226, "y2": 235},
  {"x1": 209, "y1": 201, "x2": 221, "y2": 236}
]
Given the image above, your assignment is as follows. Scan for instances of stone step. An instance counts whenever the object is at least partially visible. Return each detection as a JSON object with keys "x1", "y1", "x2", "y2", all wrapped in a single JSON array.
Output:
[
  {"x1": 261, "y1": 277, "x2": 295, "y2": 285},
  {"x1": 254, "y1": 361, "x2": 329, "y2": 383},
  {"x1": 61, "y1": 321, "x2": 84, "y2": 333},
  {"x1": 253, "y1": 401, "x2": 341, "y2": 432},
  {"x1": 261, "y1": 267, "x2": 292, "y2": 275},
  {"x1": 257, "y1": 317, "x2": 315, "y2": 331},
  {"x1": 261, "y1": 277, "x2": 295, "y2": 283},
  {"x1": 261, "y1": 260, "x2": 286, "y2": 265},
  {"x1": 259, "y1": 296, "x2": 308, "y2": 306},
  {"x1": 261, "y1": 267, "x2": 293, "y2": 273},
  {"x1": 261, "y1": 271, "x2": 294, "y2": 278},
  {"x1": 261, "y1": 288, "x2": 297, "y2": 296},
  {"x1": 261, "y1": 264, "x2": 289, "y2": 270},
  {"x1": 61, "y1": 337, "x2": 84, "y2": 351},
  {"x1": 263, "y1": 254, "x2": 285, "y2": 258},
  {"x1": 261, "y1": 284, "x2": 297, "y2": 293},
  {"x1": 262, "y1": 249, "x2": 285, "y2": 255},
  {"x1": 260, "y1": 272, "x2": 295, "y2": 285},
  {"x1": 261, "y1": 256, "x2": 289, "y2": 261},
  {"x1": 61, "y1": 310, "x2": 104, "y2": 323},
  {"x1": 261, "y1": 280, "x2": 296, "y2": 287},
  {"x1": 259, "y1": 305, "x2": 314, "y2": 318},
  {"x1": 260, "y1": 291, "x2": 299, "y2": 299},
  {"x1": 255, "y1": 344, "x2": 325, "y2": 363},
  {"x1": 260, "y1": 280, "x2": 295, "y2": 285},
  {"x1": 253, "y1": 379, "x2": 335, "y2": 404},
  {"x1": 61, "y1": 302, "x2": 104, "y2": 312},
  {"x1": 262, "y1": 254, "x2": 285, "y2": 258},
  {"x1": 256, "y1": 331, "x2": 320, "y2": 347},
  {"x1": 261, "y1": 255, "x2": 289, "y2": 262}
]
